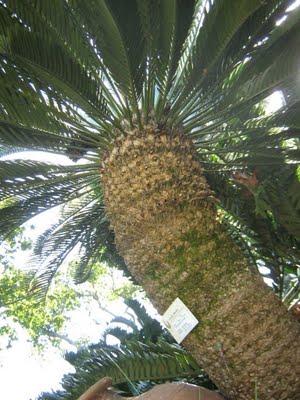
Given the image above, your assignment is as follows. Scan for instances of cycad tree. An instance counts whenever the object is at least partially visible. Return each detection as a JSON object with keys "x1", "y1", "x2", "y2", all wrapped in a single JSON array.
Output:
[{"x1": 0, "y1": 1, "x2": 299, "y2": 399}]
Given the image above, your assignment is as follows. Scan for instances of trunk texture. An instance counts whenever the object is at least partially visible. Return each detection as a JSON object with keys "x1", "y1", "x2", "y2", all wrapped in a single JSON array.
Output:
[{"x1": 101, "y1": 129, "x2": 300, "y2": 400}]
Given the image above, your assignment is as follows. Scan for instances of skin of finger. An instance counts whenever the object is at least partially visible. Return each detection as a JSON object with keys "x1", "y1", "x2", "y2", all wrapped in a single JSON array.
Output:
[{"x1": 79, "y1": 380, "x2": 224, "y2": 400}]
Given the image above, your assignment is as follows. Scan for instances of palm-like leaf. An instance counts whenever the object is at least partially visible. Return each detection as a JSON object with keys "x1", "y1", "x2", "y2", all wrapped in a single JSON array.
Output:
[
  {"x1": 38, "y1": 339, "x2": 203, "y2": 400},
  {"x1": 0, "y1": 0, "x2": 299, "y2": 296}
]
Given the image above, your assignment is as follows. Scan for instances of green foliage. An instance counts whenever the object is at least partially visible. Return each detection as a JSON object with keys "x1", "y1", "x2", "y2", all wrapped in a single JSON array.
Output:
[
  {"x1": 0, "y1": 225, "x2": 33, "y2": 270},
  {"x1": 0, "y1": 0, "x2": 299, "y2": 296},
  {"x1": 0, "y1": 239, "x2": 141, "y2": 349},
  {"x1": 109, "y1": 283, "x2": 139, "y2": 301},
  {"x1": 206, "y1": 163, "x2": 300, "y2": 303},
  {"x1": 0, "y1": 267, "x2": 79, "y2": 347}
]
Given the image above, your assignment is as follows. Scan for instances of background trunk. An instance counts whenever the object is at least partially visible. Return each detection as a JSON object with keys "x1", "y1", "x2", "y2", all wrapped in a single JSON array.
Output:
[{"x1": 101, "y1": 129, "x2": 300, "y2": 400}]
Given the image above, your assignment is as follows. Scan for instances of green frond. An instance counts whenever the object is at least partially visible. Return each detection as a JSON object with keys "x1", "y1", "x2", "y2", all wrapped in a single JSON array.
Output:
[
  {"x1": 107, "y1": 316, "x2": 138, "y2": 332},
  {"x1": 38, "y1": 339, "x2": 202, "y2": 400},
  {"x1": 0, "y1": 161, "x2": 98, "y2": 240},
  {"x1": 206, "y1": 164, "x2": 300, "y2": 299},
  {"x1": 171, "y1": 0, "x2": 264, "y2": 118},
  {"x1": 8, "y1": 33, "x2": 109, "y2": 120},
  {"x1": 30, "y1": 195, "x2": 103, "y2": 295},
  {"x1": 104, "y1": 327, "x2": 131, "y2": 343},
  {"x1": 3, "y1": 0, "x2": 102, "y2": 72},
  {"x1": 68, "y1": 0, "x2": 144, "y2": 116},
  {"x1": 234, "y1": 27, "x2": 300, "y2": 101},
  {"x1": 0, "y1": 121, "x2": 102, "y2": 155}
]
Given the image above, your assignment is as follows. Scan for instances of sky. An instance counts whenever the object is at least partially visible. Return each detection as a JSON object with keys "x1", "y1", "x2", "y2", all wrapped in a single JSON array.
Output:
[{"x1": 0, "y1": 335, "x2": 74, "y2": 400}]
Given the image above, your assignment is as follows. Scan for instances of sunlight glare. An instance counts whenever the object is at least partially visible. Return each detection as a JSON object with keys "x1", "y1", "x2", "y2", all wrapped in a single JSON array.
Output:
[
  {"x1": 286, "y1": 0, "x2": 300, "y2": 12},
  {"x1": 2, "y1": 151, "x2": 74, "y2": 165},
  {"x1": 264, "y1": 90, "x2": 285, "y2": 115},
  {"x1": 276, "y1": 15, "x2": 288, "y2": 26}
]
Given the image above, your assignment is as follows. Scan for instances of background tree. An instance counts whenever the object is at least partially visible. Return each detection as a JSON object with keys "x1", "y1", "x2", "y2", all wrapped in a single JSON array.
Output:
[
  {"x1": 0, "y1": 224, "x2": 33, "y2": 272},
  {"x1": 0, "y1": 1, "x2": 300, "y2": 399},
  {"x1": 0, "y1": 252, "x2": 139, "y2": 349},
  {"x1": 0, "y1": 267, "x2": 80, "y2": 348}
]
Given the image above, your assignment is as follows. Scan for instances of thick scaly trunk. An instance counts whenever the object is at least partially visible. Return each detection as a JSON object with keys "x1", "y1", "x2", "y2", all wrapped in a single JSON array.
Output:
[{"x1": 101, "y1": 129, "x2": 300, "y2": 400}]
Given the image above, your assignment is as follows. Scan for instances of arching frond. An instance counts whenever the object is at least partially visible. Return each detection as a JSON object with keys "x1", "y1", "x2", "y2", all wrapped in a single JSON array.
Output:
[{"x1": 38, "y1": 339, "x2": 202, "y2": 400}]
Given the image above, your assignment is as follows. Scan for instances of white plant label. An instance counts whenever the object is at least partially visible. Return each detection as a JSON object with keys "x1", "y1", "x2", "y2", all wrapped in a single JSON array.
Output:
[{"x1": 162, "y1": 297, "x2": 199, "y2": 343}]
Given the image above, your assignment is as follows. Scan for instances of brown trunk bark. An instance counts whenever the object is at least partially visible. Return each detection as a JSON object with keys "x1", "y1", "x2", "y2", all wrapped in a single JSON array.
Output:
[{"x1": 101, "y1": 129, "x2": 300, "y2": 400}]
